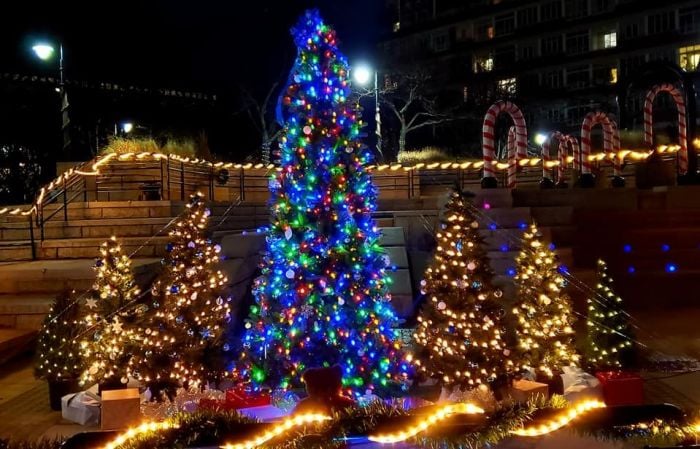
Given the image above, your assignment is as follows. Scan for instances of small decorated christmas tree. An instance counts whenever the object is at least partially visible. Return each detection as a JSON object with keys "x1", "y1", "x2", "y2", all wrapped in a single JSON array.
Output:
[
  {"x1": 512, "y1": 223, "x2": 578, "y2": 377},
  {"x1": 80, "y1": 236, "x2": 140, "y2": 387},
  {"x1": 411, "y1": 189, "x2": 512, "y2": 393},
  {"x1": 239, "y1": 10, "x2": 406, "y2": 395},
  {"x1": 35, "y1": 290, "x2": 85, "y2": 382},
  {"x1": 585, "y1": 259, "x2": 634, "y2": 371},
  {"x1": 130, "y1": 193, "x2": 231, "y2": 397}
]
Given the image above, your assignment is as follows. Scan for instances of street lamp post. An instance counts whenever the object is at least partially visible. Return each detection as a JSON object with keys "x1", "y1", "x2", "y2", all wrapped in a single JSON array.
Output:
[
  {"x1": 352, "y1": 65, "x2": 383, "y2": 162},
  {"x1": 32, "y1": 42, "x2": 71, "y2": 160}
]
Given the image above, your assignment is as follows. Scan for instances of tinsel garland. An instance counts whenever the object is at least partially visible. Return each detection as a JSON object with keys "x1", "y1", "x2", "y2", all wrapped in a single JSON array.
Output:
[{"x1": 7, "y1": 400, "x2": 696, "y2": 449}]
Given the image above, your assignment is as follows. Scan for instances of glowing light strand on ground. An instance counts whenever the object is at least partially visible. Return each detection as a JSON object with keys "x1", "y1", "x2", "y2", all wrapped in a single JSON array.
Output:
[
  {"x1": 511, "y1": 400, "x2": 606, "y2": 437},
  {"x1": 368, "y1": 403, "x2": 485, "y2": 444},
  {"x1": 101, "y1": 421, "x2": 179, "y2": 449},
  {"x1": 220, "y1": 413, "x2": 331, "y2": 449}
]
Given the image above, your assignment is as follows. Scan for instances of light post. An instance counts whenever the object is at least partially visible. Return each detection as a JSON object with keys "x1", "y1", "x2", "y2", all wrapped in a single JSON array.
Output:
[
  {"x1": 32, "y1": 42, "x2": 71, "y2": 159},
  {"x1": 353, "y1": 64, "x2": 383, "y2": 161}
]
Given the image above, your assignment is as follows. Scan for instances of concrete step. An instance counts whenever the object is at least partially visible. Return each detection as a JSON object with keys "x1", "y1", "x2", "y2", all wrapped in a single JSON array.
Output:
[
  {"x1": 0, "y1": 294, "x2": 54, "y2": 329},
  {"x1": 379, "y1": 227, "x2": 406, "y2": 246},
  {"x1": 478, "y1": 207, "x2": 532, "y2": 229},
  {"x1": 470, "y1": 188, "x2": 514, "y2": 209},
  {"x1": 0, "y1": 258, "x2": 160, "y2": 295},
  {"x1": 0, "y1": 328, "x2": 37, "y2": 364}
]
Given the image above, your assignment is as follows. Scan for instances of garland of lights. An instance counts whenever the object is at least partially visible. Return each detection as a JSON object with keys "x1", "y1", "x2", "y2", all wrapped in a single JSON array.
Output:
[{"x1": 92, "y1": 400, "x2": 698, "y2": 449}]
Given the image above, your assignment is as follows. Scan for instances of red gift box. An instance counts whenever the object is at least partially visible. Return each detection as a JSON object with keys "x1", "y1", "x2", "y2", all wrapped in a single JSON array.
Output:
[
  {"x1": 225, "y1": 387, "x2": 271, "y2": 409},
  {"x1": 595, "y1": 371, "x2": 643, "y2": 406},
  {"x1": 198, "y1": 398, "x2": 238, "y2": 412}
]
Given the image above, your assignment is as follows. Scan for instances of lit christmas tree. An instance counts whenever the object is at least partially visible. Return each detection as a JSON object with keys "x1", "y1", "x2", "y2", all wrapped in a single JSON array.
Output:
[
  {"x1": 130, "y1": 193, "x2": 231, "y2": 397},
  {"x1": 585, "y1": 259, "x2": 634, "y2": 370},
  {"x1": 239, "y1": 10, "x2": 407, "y2": 395},
  {"x1": 35, "y1": 290, "x2": 85, "y2": 382},
  {"x1": 411, "y1": 189, "x2": 512, "y2": 392},
  {"x1": 512, "y1": 223, "x2": 578, "y2": 377},
  {"x1": 80, "y1": 236, "x2": 140, "y2": 387}
]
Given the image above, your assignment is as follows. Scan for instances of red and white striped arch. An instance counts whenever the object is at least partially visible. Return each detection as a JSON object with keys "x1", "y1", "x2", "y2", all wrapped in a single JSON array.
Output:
[
  {"x1": 644, "y1": 83, "x2": 688, "y2": 174},
  {"x1": 482, "y1": 101, "x2": 527, "y2": 187}
]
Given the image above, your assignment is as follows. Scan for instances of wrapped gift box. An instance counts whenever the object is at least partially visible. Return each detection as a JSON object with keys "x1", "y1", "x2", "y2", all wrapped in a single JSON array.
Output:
[
  {"x1": 595, "y1": 371, "x2": 643, "y2": 406},
  {"x1": 225, "y1": 387, "x2": 271, "y2": 408},
  {"x1": 101, "y1": 388, "x2": 141, "y2": 430},
  {"x1": 61, "y1": 392, "x2": 100, "y2": 426},
  {"x1": 507, "y1": 380, "x2": 549, "y2": 403}
]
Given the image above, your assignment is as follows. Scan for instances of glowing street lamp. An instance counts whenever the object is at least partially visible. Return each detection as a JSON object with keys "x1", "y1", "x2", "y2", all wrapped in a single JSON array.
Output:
[
  {"x1": 122, "y1": 122, "x2": 134, "y2": 134},
  {"x1": 535, "y1": 133, "x2": 548, "y2": 146},
  {"x1": 31, "y1": 40, "x2": 70, "y2": 158},
  {"x1": 352, "y1": 64, "x2": 383, "y2": 161}
]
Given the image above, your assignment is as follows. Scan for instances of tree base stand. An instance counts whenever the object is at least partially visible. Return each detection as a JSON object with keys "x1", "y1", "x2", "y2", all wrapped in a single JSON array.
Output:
[
  {"x1": 611, "y1": 176, "x2": 626, "y2": 188},
  {"x1": 481, "y1": 177, "x2": 498, "y2": 189},
  {"x1": 539, "y1": 178, "x2": 555, "y2": 189},
  {"x1": 578, "y1": 173, "x2": 596, "y2": 188}
]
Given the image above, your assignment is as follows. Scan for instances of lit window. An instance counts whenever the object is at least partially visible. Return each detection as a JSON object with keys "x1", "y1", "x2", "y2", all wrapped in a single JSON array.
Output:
[
  {"x1": 474, "y1": 55, "x2": 494, "y2": 73},
  {"x1": 679, "y1": 44, "x2": 700, "y2": 71},
  {"x1": 463, "y1": 86, "x2": 469, "y2": 102},
  {"x1": 604, "y1": 32, "x2": 617, "y2": 48},
  {"x1": 610, "y1": 67, "x2": 618, "y2": 84},
  {"x1": 497, "y1": 77, "x2": 517, "y2": 95},
  {"x1": 393, "y1": 22, "x2": 401, "y2": 33}
]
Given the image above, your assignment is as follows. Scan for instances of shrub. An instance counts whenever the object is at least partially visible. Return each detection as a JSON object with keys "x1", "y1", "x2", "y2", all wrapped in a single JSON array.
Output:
[
  {"x1": 396, "y1": 146, "x2": 454, "y2": 165},
  {"x1": 100, "y1": 137, "x2": 196, "y2": 158}
]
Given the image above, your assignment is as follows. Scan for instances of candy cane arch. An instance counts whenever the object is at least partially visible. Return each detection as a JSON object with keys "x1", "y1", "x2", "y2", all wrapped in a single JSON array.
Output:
[
  {"x1": 542, "y1": 132, "x2": 578, "y2": 184},
  {"x1": 482, "y1": 101, "x2": 527, "y2": 187},
  {"x1": 507, "y1": 126, "x2": 517, "y2": 188},
  {"x1": 580, "y1": 111, "x2": 620, "y2": 177},
  {"x1": 644, "y1": 83, "x2": 688, "y2": 174}
]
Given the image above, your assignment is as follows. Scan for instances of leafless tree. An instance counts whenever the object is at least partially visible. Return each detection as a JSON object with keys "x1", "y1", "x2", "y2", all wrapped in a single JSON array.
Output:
[
  {"x1": 238, "y1": 82, "x2": 283, "y2": 164},
  {"x1": 379, "y1": 70, "x2": 461, "y2": 154}
]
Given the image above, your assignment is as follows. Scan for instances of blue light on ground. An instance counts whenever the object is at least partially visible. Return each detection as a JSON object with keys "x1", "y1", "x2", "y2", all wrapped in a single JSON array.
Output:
[
  {"x1": 506, "y1": 267, "x2": 516, "y2": 277},
  {"x1": 500, "y1": 244, "x2": 509, "y2": 252},
  {"x1": 623, "y1": 244, "x2": 632, "y2": 253},
  {"x1": 557, "y1": 265, "x2": 569, "y2": 274},
  {"x1": 518, "y1": 221, "x2": 527, "y2": 230},
  {"x1": 628, "y1": 266, "x2": 635, "y2": 274},
  {"x1": 666, "y1": 263, "x2": 677, "y2": 273},
  {"x1": 489, "y1": 224, "x2": 497, "y2": 230},
  {"x1": 661, "y1": 244, "x2": 670, "y2": 252}
]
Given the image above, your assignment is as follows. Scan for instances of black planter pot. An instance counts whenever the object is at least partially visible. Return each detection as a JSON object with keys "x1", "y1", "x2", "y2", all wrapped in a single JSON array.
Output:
[{"x1": 48, "y1": 379, "x2": 81, "y2": 411}]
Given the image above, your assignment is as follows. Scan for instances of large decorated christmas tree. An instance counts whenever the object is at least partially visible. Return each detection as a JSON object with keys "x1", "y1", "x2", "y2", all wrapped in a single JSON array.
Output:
[
  {"x1": 240, "y1": 10, "x2": 406, "y2": 394},
  {"x1": 585, "y1": 259, "x2": 634, "y2": 370},
  {"x1": 80, "y1": 236, "x2": 140, "y2": 387},
  {"x1": 411, "y1": 189, "x2": 512, "y2": 392},
  {"x1": 129, "y1": 193, "x2": 231, "y2": 397},
  {"x1": 512, "y1": 223, "x2": 578, "y2": 377}
]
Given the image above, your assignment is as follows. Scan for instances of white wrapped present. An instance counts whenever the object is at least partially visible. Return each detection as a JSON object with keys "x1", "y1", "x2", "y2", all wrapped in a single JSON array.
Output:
[
  {"x1": 61, "y1": 392, "x2": 100, "y2": 426},
  {"x1": 561, "y1": 366, "x2": 603, "y2": 403}
]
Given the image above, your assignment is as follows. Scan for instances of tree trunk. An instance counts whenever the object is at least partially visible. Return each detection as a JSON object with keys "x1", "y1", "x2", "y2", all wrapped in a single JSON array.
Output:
[{"x1": 399, "y1": 128, "x2": 407, "y2": 154}]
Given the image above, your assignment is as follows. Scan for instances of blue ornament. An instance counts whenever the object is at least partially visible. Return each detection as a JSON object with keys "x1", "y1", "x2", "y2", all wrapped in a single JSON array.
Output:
[
  {"x1": 95, "y1": 259, "x2": 103, "y2": 267},
  {"x1": 166, "y1": 243, "x2": 174, "y2": 252},
  {"x1": 471, "y1": 281, "x2": 482, "y2": 289},
  {"x1": 456, "y1": 240, "x2": 463, "y2": 252},
  {"x1": 170, "y1": 285, "x2": 179, "y2": 294}
]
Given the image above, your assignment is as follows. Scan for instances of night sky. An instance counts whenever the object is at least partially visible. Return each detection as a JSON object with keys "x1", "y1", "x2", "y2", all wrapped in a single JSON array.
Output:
[{"x1": 0, "y1": 0, "x2": 385, "y2": 95}]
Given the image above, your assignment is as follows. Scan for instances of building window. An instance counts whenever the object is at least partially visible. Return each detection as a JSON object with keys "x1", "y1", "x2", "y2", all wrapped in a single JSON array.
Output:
[
  {"x1": 497, "y1": 78, "x2": 517, "y2": 96},
  {"x1": 566, "y1": 31, "x2": 589, "y2": 54},
  {"x1": 463, "y1": 86, "x2": 469, "y2": 102},
  {"x1": 494, "y1": 45, "x2": 516, "y2": 69},
  {"x1": 624, "y1": 23, "x2": 639, "y2": 39},
  {"x1": 432, "y1": 33, "x2": 448, "y2": 52},
  {"x1": 679, "y1": 6, "x2": 700, "y2": 34},
  {"x1": 541, "y1": 35, "x2": 563, "y2": 55},
  {"x1": 495, "y1": 13, "x2": 515, "y2": 36},
  {"x1": 393, "y1": 22, "x2": 401, "y2": 33},
  {"x1": 519, "y1": 43, "x2": 537, "y2": 60},
  {"x1": 610, "y1": 68, "x2": 618, "y2": 84},
  {"x1": 647, "y1": 11, "x2": 675, "y2": 34},
  {"x1": 679, "y1": 44, "x2": 700, "y2": 71},
  {"x1": 541, "y1": 1, "x2": 562, "y2": 21},
  {"x1": 604, "y1": 31, "x2": 617, "y2": 48},
  {"x1": 517, "y1": 6, "x2": 538, "y2": 28},
  {"x1": 475, "y1": 20, "x2": 494, "y2": 41},
  {"x1": 566, "y1": 65, "x2": 590, "y2": 89},
  {"x1": 474, "y1": 55, "x2": 494, "y2": 72},
  {"x1": 543, "y1": 70, "x2": 563, "y2": 89},
  {"x1": 565, "y1": 0, "x2": 588, "y2": 18},
  {"x1": 591, "y1": 0, "x2": 611, "y2": 14}
]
